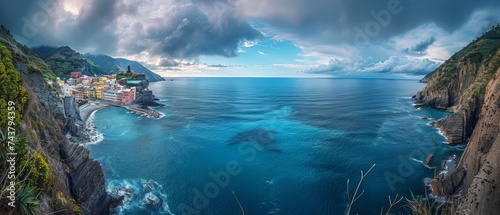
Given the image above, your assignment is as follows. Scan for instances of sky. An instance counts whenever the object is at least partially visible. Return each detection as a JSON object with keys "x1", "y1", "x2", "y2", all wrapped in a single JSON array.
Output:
[{"x1": 1, "y1": 0, "x2": 500, "y2": 77}]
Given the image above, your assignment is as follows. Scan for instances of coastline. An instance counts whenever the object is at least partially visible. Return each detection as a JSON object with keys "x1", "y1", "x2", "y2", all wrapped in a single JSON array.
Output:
[{"x1": 76, "y1": 102, "x2": 110, "y2": 144}]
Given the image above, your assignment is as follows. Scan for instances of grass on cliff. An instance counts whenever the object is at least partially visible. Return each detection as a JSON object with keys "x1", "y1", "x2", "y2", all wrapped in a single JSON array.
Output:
[
  {"x1": 432, "y1": 25, "x2": 500, "y2": 91},
  {"x1": 0, "y1": 26, "x2": 56, "y2": 81}
]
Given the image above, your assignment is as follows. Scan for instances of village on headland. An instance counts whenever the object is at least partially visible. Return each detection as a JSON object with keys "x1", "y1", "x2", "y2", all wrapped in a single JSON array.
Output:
[
  {"x1": 54, "y1": 66, "x2": 165, "y2": 144},
  {"x1": 54, "y1": 65, "x2": 163, "y2": 120}
]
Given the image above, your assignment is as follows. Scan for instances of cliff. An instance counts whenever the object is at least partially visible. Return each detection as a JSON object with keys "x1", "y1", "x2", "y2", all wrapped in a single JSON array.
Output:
[
  {"x1": 455, "y1": 69, "x2": 500, "y2": 214},
  {"x1": 0, "y1": 25, "x2": 113, "y2": 214},
  {"x1": 415, "y1": 25, "x2": 500, "y2": 214},
  {"x1": 415, "y1": 26, "x2": 500, "y2": 143}
]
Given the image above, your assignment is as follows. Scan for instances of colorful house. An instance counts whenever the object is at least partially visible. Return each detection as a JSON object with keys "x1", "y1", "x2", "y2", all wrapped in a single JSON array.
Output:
[
  {"x1": 70, "y1": 72, "x2": 81, "y2": 78},
  {"x1": 117, "y1": 87, "x2": 136, "y2": 105},
  {"x1": 95, "y1": 87, "x2": 103, "y2": 99}
]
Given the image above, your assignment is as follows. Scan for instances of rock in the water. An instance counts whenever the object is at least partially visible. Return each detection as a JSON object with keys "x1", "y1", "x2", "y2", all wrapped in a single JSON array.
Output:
[
  {"x1": 430, "y1": 174, "x2": 445, "y2": 196},
  {"x1": 426, "y1": 155, "x2": 434, "y2": 165},
  {"x1": 441, "y1": 167, "x2": 466, "y2": 195}
]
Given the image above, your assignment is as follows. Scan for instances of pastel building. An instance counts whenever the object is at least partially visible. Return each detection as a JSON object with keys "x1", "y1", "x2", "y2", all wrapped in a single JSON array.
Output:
[
  {"x1": 71, "y1": 87, "x2": 86, "y2": 103},
  {"x1": 102, "y1": 89, "x2": 118, "y2": 103},
  {"x1": 95, "y1": 87, "x2": 103, "y2": 99},
  {"x1": 117, "y1": 87, "x2": 136, "y2": 105},
  {"x1": 70, "y1": 72, "x2": 81, "y2": 78}
]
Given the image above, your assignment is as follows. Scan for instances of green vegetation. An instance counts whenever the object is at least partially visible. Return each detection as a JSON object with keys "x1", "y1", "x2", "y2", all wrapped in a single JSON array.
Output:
[
  {"x1": 16, "y1": 183, "x2": 41, "y2": 215},
  {"x1": 0, "y1": 44, "x2": 28, "y2": 131},
  {"x1": 432, "y1": 25, "x2": 500, "y2": 91},
  {"x1": 31, "y1": 45, "x2": 105, "y2": 78},
  {"x1": 0, "y1": 26, "x2": 56, "y2": 81},
  {"x1": 117, "y1": 71, "x2": 139, "y2": 80},
  {"x1": 0, "y1": 136, "x2": 44, "y2": 215},
  {"x1": 472, "y1": 85, "x2": 486, "y2": 96}
]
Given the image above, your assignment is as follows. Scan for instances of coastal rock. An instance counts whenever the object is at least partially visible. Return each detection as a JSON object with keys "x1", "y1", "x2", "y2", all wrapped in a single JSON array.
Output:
[
  {"x1": 456, "y1": 67, "x2": 500, "y2": 214},
  {"x1": 60, "y1": 141, "x2": 114, "y2": 214},
  {"x1": 441, "y1": 167, "x2": 466, "y2": 195},
  {"x1": 426, "y1": 155, "x2": 434, "y2": 165},
  {"x1": 430, "y1": 174, "x2": 445, "y2": 196},
  {"x1": 63, "y1": 117, "x2": 80, "y2": 137},
  {"x1": 132, "y1": 90, "x2": 163, "y2": 106},
  {"x1": 429, "y1": 167, "x2": 466, "y2": 196},
  {"x1": 417, "y1": 26, "x2": 500, "y2": 214}
]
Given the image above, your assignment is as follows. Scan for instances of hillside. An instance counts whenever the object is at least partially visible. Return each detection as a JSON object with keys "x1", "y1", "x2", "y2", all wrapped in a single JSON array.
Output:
[
  {"x1": 0, "y1": 26, "x2": 113, "y2": 214},
  {"x1": 85, "y1": 53, "x2": 165, "y2": 82},
  {"x1": 415, "y1": 25, "x2": 500, "y2": 143},
  {"x1": 32, "y1": 45, "x2": 105, "y2": 78},
  {"x1": 0, "y1": 27, "x2": 55, "y2": 81},
  {"x1": 415, "y1": 25, "x2": 500, "y2": 214}
]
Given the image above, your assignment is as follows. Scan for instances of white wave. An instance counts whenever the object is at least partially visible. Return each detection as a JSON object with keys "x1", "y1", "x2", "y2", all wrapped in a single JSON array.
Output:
[
  {"x1": 410, "y1": 158, "x2": 436, "y2": 169},
  {"x1": 82, "y1": 111, "x2": 105, "y2": 145},
  {"x1": 107, "y1": 178, "x2": 174, "y2": 215}
]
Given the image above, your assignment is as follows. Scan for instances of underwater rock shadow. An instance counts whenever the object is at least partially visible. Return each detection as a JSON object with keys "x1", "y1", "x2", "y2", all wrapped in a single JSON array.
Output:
[{"x1": 226, "y1": 128, "x2": 282, "y2": 152}]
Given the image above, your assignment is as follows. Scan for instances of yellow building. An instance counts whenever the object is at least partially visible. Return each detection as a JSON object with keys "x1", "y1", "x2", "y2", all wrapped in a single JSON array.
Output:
[{"x1": 95, "y1": 87, "x2": 103, "y2": 99}]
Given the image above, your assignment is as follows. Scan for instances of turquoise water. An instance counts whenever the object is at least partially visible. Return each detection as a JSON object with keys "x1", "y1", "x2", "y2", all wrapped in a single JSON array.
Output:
[{"x1": 87, "y1": 78, "x2": 463, "y2": 215}]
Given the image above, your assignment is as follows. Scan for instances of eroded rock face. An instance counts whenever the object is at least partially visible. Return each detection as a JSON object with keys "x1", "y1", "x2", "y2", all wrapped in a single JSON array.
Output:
[
  {"x1": 417, "y1": 26, "x2": 500, "y2": 214},
  {"x1": 415, "y1": 59, "x2": 484, "y2": 143},
  {"x1": 455, "y1": 70, "x2": 500, "y2": 215},
  {"x1": 60, "y1": 141, "x2": 113, "y2": 214}
]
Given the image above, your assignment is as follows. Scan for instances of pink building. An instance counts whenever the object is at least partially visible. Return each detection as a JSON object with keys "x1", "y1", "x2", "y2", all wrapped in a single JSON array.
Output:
[
  {"x1": 117, "y1": 87, "x2": 136, "y2": 105},
  {"x1": 70, "y1": 72, "x2": 81, "y2": 78}
]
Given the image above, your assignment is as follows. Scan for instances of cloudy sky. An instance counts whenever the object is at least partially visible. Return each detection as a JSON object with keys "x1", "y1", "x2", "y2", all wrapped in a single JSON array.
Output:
[{"x1": 1, "y1": 0, "x2": 500, "y2": 77}]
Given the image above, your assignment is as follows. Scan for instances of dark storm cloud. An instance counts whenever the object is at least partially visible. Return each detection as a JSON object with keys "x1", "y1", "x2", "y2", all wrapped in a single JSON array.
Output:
[
  {"x1": 238, "y1": 0, "x2": 499, "y2": 44},
  {"x1": 124, "y1": 1, "x2": 260, "y2": 59},
  {"x1": 0, "y1": 0, "x2": 128, "y2": 53},
  {"x1": 142, "y1": 4, "x2": 261, "y2": 59},
  {"x1": 0, "y1": 0, "x2": 63, "y2": 41},
  {"x1": 0, "y1": 0, "x2": 261, "y2": 59},
  {"x1": 411, "y1": 37, "x2": 435, "y2": 53},
  {"x1": 403, "y1": 37, "x2": 436, "y2": 54}
]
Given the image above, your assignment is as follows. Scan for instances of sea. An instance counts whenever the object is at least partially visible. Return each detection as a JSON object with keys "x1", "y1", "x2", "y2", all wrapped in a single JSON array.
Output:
[{"x1": 86, "y1": 78, "x2": 465, "y2": 215}]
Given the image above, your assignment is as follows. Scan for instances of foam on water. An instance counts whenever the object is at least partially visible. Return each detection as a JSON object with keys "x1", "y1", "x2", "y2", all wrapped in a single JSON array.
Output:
[
  {"x1": 107, "y1": 178, "x2": 173, "y2": 215},
  {"x1": 83, "y1": 110, "x2": 104, "y2": 145},
  {"x1": 410, "y1": 158, "x2": 436, "y2": 169}
]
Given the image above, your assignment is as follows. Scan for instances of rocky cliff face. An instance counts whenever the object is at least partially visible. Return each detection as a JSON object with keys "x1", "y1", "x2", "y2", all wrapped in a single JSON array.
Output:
[
  {"x1": 455, "y1": 69, "x2": 500, "y2": 214},
  {"x1": 1, "y1": 26, "x2": 112, "y2": 214},
  {"x1": 415, "y1": 26, "x2": 500, "y2": 214},
  {"x1": 415, "y1": 26, "x2": 500, "y2": 143}
]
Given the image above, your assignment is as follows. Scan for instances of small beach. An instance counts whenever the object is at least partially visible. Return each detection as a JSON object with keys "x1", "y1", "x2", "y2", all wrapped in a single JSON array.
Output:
[
  {"x1": 80, "y1": 101, "x2": 110, "y2": 123},
  {"x1": 77, "y1": 102, "x2": 110, "y2": 144}
]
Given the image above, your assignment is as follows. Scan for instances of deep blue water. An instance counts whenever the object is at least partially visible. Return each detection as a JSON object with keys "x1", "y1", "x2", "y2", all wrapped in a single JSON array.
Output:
[{"x1": 87, "y1": 78, "x2": 464, "y2": 215}]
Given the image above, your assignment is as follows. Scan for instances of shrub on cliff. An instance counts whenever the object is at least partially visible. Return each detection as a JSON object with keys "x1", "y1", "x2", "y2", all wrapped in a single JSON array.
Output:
[{"x1": 0, "y1": 44, "x2": 28, "y2": 130}]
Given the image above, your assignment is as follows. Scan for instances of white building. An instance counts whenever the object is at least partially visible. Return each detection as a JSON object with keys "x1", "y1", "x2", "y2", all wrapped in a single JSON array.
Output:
[
  {"x1": 61, "y1": 84, "x2": 72, "y2": 97},
  {"x1": 102, "y1": 89, "x2": 118, "y2": 103}
]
